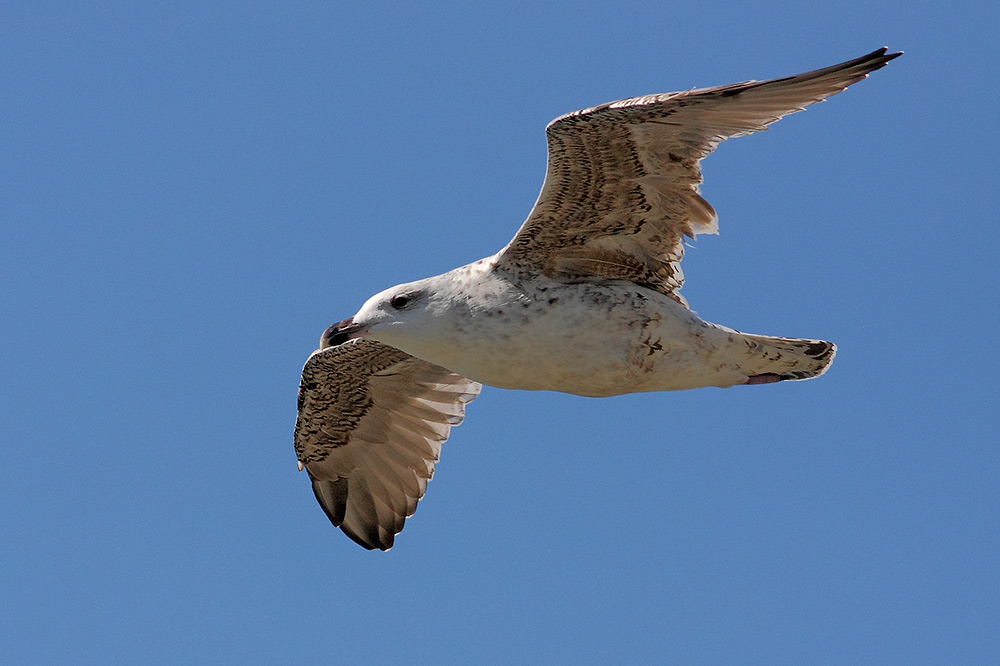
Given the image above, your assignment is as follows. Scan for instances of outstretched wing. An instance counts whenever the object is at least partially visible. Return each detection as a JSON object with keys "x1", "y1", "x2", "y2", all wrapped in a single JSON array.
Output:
[
  {"x1": 495, "y1": 47, "x2": 900, "y2": 305},
  {"x1": 295, "y1": 339, "x2": 481, "y2": 550}
]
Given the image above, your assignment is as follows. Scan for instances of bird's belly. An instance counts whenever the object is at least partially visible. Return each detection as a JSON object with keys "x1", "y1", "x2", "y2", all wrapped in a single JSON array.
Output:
[{"x1": 435, "y1": 290, "x2": 742, "y2": 397}]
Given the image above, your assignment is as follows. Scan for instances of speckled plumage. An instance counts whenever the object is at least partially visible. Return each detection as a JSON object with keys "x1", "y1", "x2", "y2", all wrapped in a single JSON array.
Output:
[
  {"x1": 295, "y1": 48, "x2": 899, "y2": 550},
  {"x1": 295, "y1": 340, "x2": 480, "y2": 550}
]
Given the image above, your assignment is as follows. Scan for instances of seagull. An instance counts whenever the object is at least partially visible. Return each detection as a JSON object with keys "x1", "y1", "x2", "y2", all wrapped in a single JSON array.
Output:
[{"x1": 295, "y1": 47, "x2": 901, "y2": 550}]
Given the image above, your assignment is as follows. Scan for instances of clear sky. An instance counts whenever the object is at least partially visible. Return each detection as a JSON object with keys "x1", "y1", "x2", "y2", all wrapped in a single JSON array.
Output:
[{"x1": 2, "y1": 2, "x2": 997, "y2": 664}]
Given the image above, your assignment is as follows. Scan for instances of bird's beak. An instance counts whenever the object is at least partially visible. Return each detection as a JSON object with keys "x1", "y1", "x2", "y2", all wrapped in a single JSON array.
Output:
[{"x1": 320, "y1": 317, "x2": 368, "y2": 348}]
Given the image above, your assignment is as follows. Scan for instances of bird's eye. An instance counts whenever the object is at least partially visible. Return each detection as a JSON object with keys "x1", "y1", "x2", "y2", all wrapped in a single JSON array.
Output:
[{"x1": 389, "y1": 294, "x2": 410, "y2": 310}]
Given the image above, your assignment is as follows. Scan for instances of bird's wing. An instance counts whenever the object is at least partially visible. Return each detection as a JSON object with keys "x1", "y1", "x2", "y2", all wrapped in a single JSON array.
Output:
[
  {"x1": 494, "y1": 47, "x2": 900, "y2": 305},
  {"x1": 294, "y1": 339, "x2": 481, "y2": 550}
]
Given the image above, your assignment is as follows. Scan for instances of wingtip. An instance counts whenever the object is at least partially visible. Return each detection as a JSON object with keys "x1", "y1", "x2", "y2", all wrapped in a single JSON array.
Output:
[
  {"x1": 311, "y1": 477, "x2": 349, "y2": 526},
  {"x1": 341, "y1": 523, "x2": 391, "y2": 551},
  {"x1": 835, "y1": 47, "x2": 902, "y2": 82},
  {"x1": 865, "y1": 46, "x2": 903, "y2": 67},
  {"x1": 878, "y1": 46, "x2": 903, "y2": 62}
]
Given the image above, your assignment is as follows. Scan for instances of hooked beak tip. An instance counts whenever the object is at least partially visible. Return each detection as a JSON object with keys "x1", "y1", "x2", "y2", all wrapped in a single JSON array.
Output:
[{"x1": 320, "y1": 317, "x2": 365, "y2": 348}]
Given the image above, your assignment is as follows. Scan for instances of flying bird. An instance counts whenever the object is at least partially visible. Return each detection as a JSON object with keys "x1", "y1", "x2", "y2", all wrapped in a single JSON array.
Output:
[{"x1": 295, "y1": 47, "x2": 901, "y2": 550}]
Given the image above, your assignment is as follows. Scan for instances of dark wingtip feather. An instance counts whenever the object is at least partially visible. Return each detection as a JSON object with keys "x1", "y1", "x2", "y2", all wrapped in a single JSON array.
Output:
[
  {"x1": 854, "y1": 47, "x2": 902, "y2": 73},
  {"x1": 311, "y1": 477, "x2": 396, "y2": 551},
  {"x1": 311, "y1": 478, "x2": 349, "y2": 528},
  {"x1": 340, "y1": 522, "x2": 385, "y2": 551},
  {"x1": 872, "y1": 46, "x2": 903, "y2": 65}
]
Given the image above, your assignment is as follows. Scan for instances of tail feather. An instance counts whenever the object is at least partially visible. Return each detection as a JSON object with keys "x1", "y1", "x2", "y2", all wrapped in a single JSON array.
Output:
[{"x1": 739, "y1": 333, "x2": 836, "y2": 382}]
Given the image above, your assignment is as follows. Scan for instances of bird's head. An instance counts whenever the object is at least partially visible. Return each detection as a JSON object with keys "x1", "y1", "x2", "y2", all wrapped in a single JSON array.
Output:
[{"x1": 320, "y1": 276, "x2": 456, "y2": 356}]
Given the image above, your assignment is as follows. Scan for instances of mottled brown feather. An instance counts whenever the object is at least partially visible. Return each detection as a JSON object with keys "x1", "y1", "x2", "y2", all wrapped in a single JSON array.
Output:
[
  {"x1": 295, "y1": 339, "x2": 481, "y2": 550},
  {"x1": 496, "y1": 48, "x2": 901, "y2": 304}
]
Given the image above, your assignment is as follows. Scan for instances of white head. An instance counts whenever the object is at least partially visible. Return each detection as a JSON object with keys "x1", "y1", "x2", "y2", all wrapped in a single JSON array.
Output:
[{"x1": 320, "y1": 275, "x2": 468, "y2": 361}]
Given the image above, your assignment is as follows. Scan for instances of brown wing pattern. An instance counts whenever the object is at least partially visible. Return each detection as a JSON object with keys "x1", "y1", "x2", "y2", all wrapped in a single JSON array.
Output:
[
  {"x1": 495, "y1": 48, "x2": 900, "y2": 304},
  {"x1": 295, "y1": 339, "x2": 481, "y2": 550}
]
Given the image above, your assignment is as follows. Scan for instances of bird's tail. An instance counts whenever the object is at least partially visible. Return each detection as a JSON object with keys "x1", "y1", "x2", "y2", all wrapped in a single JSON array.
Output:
[{"x1": 738, "y1": 333, "x2": 836, "y2": 384}]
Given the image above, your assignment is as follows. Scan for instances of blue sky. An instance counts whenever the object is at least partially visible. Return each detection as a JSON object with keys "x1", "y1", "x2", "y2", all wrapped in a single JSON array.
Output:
[{"x1": 2, "y1": 2, "x2": 997, "y2": 664}]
